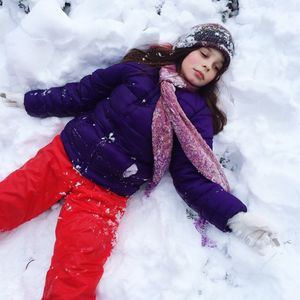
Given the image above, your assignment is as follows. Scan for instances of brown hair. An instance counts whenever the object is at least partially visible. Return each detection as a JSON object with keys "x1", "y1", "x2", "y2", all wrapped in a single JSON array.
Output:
[{"x1": 122, "y1": 44, "x2": 227, "y2": 135}]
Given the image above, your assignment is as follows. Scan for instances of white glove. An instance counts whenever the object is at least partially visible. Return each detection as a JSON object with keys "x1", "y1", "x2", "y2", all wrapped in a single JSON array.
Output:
[
  {"x1": 227, "y1": 211, "x2": 280, "y2": 250},
  {"x1": 0, "y1": 92, "x2": 24, "y2": 108}
]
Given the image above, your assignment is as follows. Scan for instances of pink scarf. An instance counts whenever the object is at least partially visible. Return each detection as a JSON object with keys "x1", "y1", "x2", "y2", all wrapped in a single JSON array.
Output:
[
  {"x1": 145, "y1": 64, "x2": 230, "y2": 196},
  {"x1": 145, "y1": 65, "x2": 230, "y2": 247}
]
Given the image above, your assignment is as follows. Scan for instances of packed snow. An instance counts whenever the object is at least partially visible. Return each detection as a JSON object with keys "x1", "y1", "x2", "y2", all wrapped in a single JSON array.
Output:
[{"x1": 0, "y1": 0, "x2": 300, "y2": 299}]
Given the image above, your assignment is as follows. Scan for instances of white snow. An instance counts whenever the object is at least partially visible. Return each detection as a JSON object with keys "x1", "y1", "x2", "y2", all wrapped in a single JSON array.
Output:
[
  {"x1": 0, "y1": 0, "x2": 300, "y2": 299},
  {"x1": 123, "y1": 163, "x2": 138, "y2": 178}
]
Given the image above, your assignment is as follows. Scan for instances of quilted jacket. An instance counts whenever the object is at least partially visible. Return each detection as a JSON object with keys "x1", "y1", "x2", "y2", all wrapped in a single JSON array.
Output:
[{"x1": 24, "y1": 62, "x2": 247, "y2": 231}]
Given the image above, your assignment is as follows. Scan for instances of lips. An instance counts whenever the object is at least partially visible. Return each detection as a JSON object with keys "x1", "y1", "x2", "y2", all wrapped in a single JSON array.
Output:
[{"x1": 194, "y1": 69, "x2": 204, "y2": 80}]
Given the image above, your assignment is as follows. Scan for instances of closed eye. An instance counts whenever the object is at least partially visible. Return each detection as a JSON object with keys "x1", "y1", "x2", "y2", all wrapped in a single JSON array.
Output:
[{"x1": 200, "y1": 51, "x2": 208, "y2": 58}]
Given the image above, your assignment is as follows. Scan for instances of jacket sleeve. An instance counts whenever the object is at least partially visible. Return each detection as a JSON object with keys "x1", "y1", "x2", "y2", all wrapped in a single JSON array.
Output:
[
  {"x1": 169, "y1": 107, "x2": 247, "y2": 232},
  {"x1": 24, "y1": 63, "x2": 126, "y2": 118}
]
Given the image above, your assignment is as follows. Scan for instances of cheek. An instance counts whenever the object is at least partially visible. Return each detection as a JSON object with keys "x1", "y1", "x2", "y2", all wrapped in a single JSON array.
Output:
[
  {"x1": 181, "y1": 55, "x2": 198, "y2": 72},
  {"x1": 180, "y1": 60, "x2": 188, "y2": 75},
  {"x1": 206, "y1": 74, "x2": 215, "y2": 83},
  {"x1": 187, "y1": 54, "x2": 199, "y2": 65},
  {"x1": 208, "y1": 72, "x2": 215, "y2": 79}
]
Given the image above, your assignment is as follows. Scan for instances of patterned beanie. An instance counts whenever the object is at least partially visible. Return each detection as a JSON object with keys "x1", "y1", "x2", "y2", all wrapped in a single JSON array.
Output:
[{"x1": 173, "y1": 23, "x2": 235, "y2": 70}]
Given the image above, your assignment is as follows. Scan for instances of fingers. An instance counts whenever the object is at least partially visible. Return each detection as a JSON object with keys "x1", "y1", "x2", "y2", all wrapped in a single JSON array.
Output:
[
  {"x1": 228, "y1": 212, "x2": 280, "y2": 252},
  {"x1": 3, "y1": 99, "x2": 19, "y2": 107},
  {"x1": 0, "y1": 93, "x2": 23, "y2": 108},
  {"x1": 271, "y1": 237, "x2": 280, "y2": 247},
  {"x1": 244, "y1": 229, "x2": 279, "y2": 250},
  {"x1": 0, "y1": 97, "x2": 19, "y2": 107}
]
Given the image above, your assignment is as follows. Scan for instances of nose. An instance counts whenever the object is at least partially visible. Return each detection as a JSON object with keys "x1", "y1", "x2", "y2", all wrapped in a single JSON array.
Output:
[{"x1": 203, "y1": 63, "x2": 211, "y2": 72}]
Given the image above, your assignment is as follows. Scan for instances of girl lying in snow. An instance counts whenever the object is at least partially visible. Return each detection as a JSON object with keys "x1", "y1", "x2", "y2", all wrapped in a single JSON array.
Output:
[{"x1": 0, "y1": 24, "x2": 279, "y2": 299}]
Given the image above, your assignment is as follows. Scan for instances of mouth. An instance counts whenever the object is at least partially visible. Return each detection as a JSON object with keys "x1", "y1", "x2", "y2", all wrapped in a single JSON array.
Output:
[{"x1": 194, "y1": 69, "x2": 204, "y2": 80}]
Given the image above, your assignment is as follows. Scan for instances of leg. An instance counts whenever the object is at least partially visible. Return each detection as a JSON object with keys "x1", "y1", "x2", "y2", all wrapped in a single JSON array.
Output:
[
  {"x1": 42, "y1": 177, "x2": 128, "y2": 300},
  {"x1": 0, "y1": 135, "x2": 74, "y2": 231}
]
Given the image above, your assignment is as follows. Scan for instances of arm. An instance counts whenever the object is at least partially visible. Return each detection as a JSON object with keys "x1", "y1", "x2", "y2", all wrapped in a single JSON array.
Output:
[
  {"x1": 24, "y1": 63, "x2": 126, "y2": 118},
  {"x1": 170, "y1": 139, "x2": 247, "y2": 232},
  {"x1": 169, "y1": 106, "x2": 279, "y2": 250},
  {"x1": 169, "y1": 106, "x2": 247, "y2": 232}
]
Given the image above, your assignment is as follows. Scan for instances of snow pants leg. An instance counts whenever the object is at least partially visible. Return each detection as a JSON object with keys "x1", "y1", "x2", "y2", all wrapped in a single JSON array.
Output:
[
  {"x1": 0, "y1": 135, "x2": 128, "y2": 299},
  {"x1": 42, "y1": 174, "x2": 128, "y2": 300},
  {"x1": 0, "y1": 135, "x2": 76, "y2": 231}
]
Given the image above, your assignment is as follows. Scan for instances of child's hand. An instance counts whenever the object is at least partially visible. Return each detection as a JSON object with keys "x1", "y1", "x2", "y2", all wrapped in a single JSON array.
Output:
[
  {"x1": 0, "y1": 92, "x2": 24, "y2": 108},
  {"x1": 227, "y1": 211, "x2": 280, "y2": 251}
]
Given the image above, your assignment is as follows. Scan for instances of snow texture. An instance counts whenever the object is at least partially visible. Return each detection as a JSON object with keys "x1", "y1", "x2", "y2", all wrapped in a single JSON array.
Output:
[
  {"x1": 0, "y1": 0, "x2": 300, "y2": 299},
  {"x1": 123, "y1": 164, "x2": 138, "y2": 178}
]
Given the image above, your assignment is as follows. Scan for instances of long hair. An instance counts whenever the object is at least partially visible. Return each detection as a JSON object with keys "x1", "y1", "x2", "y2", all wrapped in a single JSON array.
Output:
[{"x1": 122, "y1": 44, "x2": 227, "y2": 135}]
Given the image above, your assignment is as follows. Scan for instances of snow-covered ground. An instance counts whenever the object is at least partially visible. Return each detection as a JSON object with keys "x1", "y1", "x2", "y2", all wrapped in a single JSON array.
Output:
[{"x1": 0, "y1": 0, "x2": 300, "y2": 299}]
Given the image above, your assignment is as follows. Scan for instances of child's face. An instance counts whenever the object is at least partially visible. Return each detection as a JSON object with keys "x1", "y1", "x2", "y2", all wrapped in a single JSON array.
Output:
[{"x1": 180, "y1": 47, "x2": 224, "y2": 88}]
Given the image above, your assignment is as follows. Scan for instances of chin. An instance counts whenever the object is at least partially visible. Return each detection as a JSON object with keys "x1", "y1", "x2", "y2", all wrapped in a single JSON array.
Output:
[{"x1": 190, "y1": 78, "x2": 203, "y2": 87}]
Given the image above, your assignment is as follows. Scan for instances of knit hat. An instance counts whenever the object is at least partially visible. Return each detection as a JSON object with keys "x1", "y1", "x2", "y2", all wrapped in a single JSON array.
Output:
[{"x1": 173, "y1": 23, "x2": 234, "y2": 70}]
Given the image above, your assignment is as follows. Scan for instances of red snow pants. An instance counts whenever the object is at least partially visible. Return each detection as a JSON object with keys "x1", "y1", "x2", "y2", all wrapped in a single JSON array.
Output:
[{"x1": 0, "y1": 135, "x2": 129, "y2": 299}]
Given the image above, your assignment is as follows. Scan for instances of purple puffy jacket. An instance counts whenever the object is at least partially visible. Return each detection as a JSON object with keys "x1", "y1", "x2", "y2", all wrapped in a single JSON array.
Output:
[{"x1": 24, "y1": 62, "x2": 247, "y2": 231}]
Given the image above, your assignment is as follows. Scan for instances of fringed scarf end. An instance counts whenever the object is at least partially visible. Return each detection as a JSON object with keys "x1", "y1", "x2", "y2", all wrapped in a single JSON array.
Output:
[
  {"x1": 144, "y1": 181, "x2": 157, "y2": 198},
  {"x1": 194, "y1": 217, "x2": 217, "y2": 248}
]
